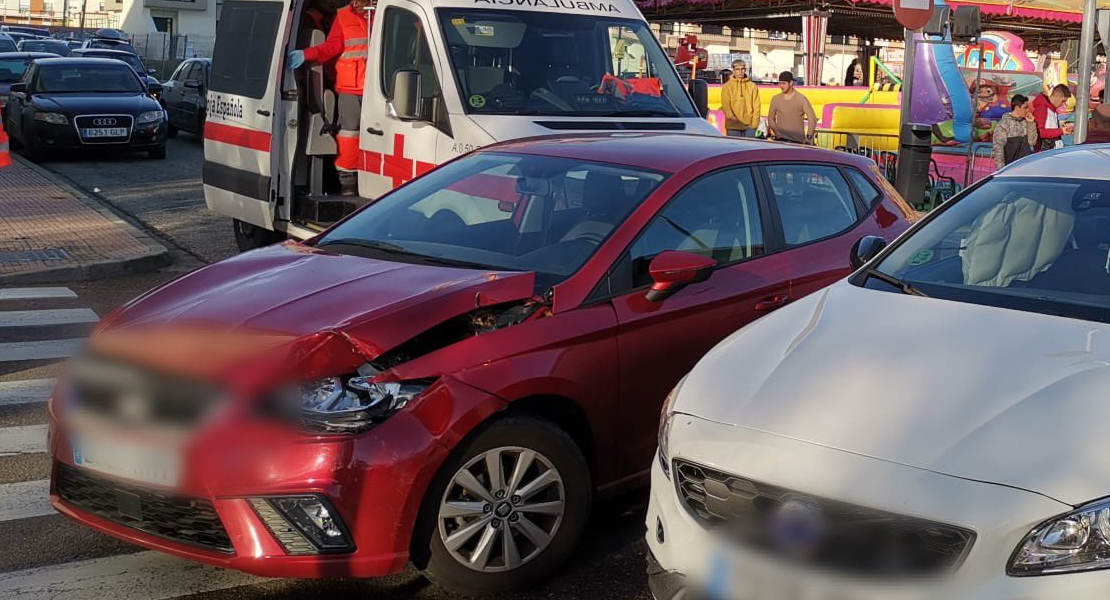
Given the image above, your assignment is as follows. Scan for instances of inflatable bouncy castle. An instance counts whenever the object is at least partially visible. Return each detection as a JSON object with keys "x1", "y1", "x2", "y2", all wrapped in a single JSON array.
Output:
[{"x1": 699, "y1": 2, "x2": 1087, "y2": 187}]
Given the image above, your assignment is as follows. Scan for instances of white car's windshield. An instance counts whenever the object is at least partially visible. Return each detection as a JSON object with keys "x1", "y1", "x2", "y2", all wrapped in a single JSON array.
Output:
[
  {"x1": 436, "y1": 9, "x2": 696, "y2": 117},
  {"x1": 867, "y1": 177, "x2": 1110, "y2": 322},
  {"x1": 316, "y1": 152, "x2": 667, "y2": 289}
]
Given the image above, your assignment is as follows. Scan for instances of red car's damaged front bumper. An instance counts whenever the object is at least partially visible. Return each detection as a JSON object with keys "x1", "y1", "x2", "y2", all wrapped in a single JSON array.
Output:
[{"x1": 48, "y1": 375, "x2": 505, "y2": 579}]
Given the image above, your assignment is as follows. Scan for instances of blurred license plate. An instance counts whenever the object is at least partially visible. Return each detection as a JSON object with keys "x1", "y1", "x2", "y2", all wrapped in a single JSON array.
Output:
[
  {"x1": 82, "y1": 127, "x2": 127, "y2": 138},
  {"x1": 72, "y1": 435, "x2": 179, "y2": 486}
]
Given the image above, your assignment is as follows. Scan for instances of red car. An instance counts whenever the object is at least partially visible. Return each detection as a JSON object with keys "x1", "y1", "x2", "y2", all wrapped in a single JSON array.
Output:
[{"x1": 48, "y1": 134, "x2": 914, "y2": 594}]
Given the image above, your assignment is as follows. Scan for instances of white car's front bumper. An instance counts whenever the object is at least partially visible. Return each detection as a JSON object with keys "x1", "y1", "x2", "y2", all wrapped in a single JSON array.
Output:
[{"x1": 646, "y1": 414, "x2": 1110, "y2": 600}]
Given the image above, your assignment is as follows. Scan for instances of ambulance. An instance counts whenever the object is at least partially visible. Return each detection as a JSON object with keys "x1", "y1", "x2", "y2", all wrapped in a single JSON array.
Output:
[{"x1": 201, "y1": 0, "x2": 715, "y2": 250}]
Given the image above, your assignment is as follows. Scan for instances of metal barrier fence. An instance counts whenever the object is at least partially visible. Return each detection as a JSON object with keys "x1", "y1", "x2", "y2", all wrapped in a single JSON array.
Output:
[
  {"x1": 815, "y1": 128, "x2": 999, "y2": 211},
  {"x1": 814, "y1": 128, "x2": 900, "y2": 181},
  {"x1": 132, "y1": 33, "x2": 216, "y2": 80}
]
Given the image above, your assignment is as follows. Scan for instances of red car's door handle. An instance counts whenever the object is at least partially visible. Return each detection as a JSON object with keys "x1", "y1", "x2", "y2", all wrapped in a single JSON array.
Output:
[{"x1": 754, "y1": 294, "x2": 791, "y2": 311}]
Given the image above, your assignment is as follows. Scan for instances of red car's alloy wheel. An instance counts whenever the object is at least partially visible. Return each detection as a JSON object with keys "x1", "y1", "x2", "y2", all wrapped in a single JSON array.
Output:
[{"x1": 437, "y1": 446, "x2": 566, "y2": 573}]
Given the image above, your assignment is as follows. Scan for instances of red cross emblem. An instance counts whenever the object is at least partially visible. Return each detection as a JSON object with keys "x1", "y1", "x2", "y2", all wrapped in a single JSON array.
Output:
[{"x1": 360, "y1": 134, "x2": 435, "y2": 189}]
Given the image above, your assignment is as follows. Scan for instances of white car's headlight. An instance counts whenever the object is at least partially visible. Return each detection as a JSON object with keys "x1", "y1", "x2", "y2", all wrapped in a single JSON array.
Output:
[
  {"x1": 34, "y1": 112, "x2": 67, "y2": 125},
  {"x1": 296, "y1": 374, "x2": 429, "y2": 433},
  {"x1": 136, "y1": 110, "x2": 164, "y2": 124},
  {"x1": 657, "y1": 376, "x2": 686, "y2": 479},
  {"x1": 1010, "y1": 498, "x2": 1110, "y2": 575}
]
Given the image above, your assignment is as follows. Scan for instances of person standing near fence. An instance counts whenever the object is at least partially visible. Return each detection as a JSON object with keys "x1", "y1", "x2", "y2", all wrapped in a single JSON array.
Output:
[
  {"x1": 1082, "y1": 104, "x2": 1110, "y2": 144},
  {"x1": 991, "y1": 94, "x2": 1037, "y2": 168},
  {"x1": 767, "y1": 71, "x2": 816, "y2": 144},
  {"x1": 287, "y1": 0, "x2": 375, "y2": 196},
  {"x1": 1032, "y1": 84, "x2": 1073, "y2": 152},
  {"x1": 721, "y1": 59, "x2": 760, "y2": 138}
]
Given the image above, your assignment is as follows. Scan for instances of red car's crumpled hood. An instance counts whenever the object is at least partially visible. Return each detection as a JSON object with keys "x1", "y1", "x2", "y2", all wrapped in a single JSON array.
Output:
[{"x1": 93, "y1": 242, "x2": 535, "y2": 378}]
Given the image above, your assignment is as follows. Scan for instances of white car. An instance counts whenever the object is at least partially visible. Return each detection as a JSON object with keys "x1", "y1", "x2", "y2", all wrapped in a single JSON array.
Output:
[{"x1": 648, "y1": 145, "x2": 1110, "y2": 600}]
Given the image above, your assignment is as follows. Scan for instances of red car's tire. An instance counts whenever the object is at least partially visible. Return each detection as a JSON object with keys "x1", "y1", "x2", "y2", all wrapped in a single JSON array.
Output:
[{"x1": 413, "y1": 415, "x2": 591, "y2": 596}]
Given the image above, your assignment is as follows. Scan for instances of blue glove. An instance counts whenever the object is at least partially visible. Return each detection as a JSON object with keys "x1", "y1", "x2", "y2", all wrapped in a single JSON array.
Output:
[{"x1": 287, "y1": 50, "x2": 305, "y2": 69}]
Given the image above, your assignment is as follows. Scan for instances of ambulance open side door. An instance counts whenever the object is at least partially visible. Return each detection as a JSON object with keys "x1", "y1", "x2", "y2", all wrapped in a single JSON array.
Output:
[
  {"x1": 359, "y1": 0, "x2": 454, "y2": 199},
  {"x1": 203, "y1": 0, "x2": 295, "y2": 233}
]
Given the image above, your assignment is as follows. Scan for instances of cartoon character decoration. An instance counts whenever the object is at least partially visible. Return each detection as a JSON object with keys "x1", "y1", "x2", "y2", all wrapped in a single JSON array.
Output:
[
  {"x1": 969, "y1": 75, "x2": 1016, "y2": 141},
  {"x1": 674, "y1": 34, "x2": 708, "y2": 72},
  {"x1": 956, "y1": 31, "x2": 1037, "y2": 72}
]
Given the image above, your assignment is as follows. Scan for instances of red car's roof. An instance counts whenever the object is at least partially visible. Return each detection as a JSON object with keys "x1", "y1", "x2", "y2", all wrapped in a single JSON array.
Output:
[{"x1": 481, "y1": 133, "x2": 875, "y2": 173}]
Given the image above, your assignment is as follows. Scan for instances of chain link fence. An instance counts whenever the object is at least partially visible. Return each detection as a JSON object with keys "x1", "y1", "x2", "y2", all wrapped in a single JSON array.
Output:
[{"x1": 132, "y1": 33, "x2": 215, "y2": 80}]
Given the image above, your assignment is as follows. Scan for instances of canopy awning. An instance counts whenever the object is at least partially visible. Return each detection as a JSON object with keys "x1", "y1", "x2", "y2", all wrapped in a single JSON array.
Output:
[{"x1": 638, "y1": 0, "x2": 1098, "y2": 44}]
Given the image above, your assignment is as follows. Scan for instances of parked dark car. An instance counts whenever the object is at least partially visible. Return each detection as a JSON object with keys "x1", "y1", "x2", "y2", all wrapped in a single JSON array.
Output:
[
  {"x1": 0, "y1": 33, "x2": 16, "y2": 53},
  {"x1": 79, "y1": 29, "x2": 138, "y2": 55},
  {"x1": 18, "y1": 38, "x2": 70, "y2": 56},
  {"x1": 70, "y1": 48, "x2": 161, "y2": 97},
  {"x1": 4, "y1": 57, "x2": 168, "y2": 160},
  {"x1": 161, "y1": 57, "x2": 209, "y2": 137},
  {"x1": 0, "y1": 51, "x2": 60, "y2": 116},
  {"x1": 2, "y1": 25, "x2": 52, "y2": 38},
  {"x1": 5, "y1": 32, "x2": 39, "y2": 47}
]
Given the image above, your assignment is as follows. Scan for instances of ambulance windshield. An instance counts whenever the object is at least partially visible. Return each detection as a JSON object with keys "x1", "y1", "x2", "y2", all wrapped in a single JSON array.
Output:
[{"x1": 438, "y1": 10, "x2": 697, "y2": 118}]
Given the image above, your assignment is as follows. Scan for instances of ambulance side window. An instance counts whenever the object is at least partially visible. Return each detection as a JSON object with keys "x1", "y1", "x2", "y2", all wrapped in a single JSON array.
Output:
[
  {"x1": 380, "y1": 7, "x2": 448, "y2": 132},
  {"x1": 210, "y1": 0, "x2": 283, "y2": 100}
]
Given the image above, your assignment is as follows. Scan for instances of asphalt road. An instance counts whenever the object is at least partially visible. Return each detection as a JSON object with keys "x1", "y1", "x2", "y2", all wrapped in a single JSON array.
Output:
[
  {"x1": 0, "y1": 138, "x2": 656, "y2": 600},
  {"x1": 38, "y1": 132, "x2": 238, "y2": 264}
]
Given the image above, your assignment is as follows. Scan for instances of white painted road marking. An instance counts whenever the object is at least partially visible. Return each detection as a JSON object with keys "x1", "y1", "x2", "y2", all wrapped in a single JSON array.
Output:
[
  {"x1": 0, "y1": 424, "x2": 48, "y2": 456},
  {"x1": 0, "y1": 309, "x2": 99, "y2": 328},
  {"x1": 0, "y1": 379, "x2": 55, "y2": 406},
  {"x1": 0, "y1": 339, "x2": 83, "y2": 362},
  {"x1": 0, "y1": 288, "x2": 77, "y2": 301},
  {"x1": 0, "y1": 551, "x2": 265, "y2": 600},
  {"x1": 0, "y1": 479, "x2": 52, "y2": 522}
]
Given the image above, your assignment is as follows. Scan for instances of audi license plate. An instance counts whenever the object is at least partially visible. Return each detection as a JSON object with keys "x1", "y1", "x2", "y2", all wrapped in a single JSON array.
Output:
[
  {"x1": 72, "y1": 435, "x2": 180, "y2": 487},
  {"x1": 82, "y1": 127, "x2": 128, "y2": 138}
]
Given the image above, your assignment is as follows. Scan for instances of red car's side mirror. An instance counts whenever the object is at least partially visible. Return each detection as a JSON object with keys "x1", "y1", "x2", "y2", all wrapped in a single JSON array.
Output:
[{"x1": 646, "y1": 251, "x2": 717, "y2": 302}]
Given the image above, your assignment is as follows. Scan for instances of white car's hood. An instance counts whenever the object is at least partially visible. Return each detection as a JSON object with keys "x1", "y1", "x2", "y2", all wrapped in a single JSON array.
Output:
[{"x1": 680, "y1": 281, "x2": 1110, "y2": 505}]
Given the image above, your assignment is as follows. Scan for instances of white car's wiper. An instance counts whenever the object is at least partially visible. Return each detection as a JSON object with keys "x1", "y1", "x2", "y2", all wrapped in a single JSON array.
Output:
[{"x1": 863, "y1": 267, "x2": 929, "y2": 297}]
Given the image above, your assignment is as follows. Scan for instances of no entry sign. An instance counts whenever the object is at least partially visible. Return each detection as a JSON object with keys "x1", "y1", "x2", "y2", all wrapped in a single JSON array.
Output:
[{"x1": 894, "y1": 0, "x2": 935, "y2": 30}]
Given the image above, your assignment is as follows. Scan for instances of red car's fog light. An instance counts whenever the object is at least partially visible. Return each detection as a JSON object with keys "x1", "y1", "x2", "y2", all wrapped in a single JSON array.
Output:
[{"x1": 249, "y1": 495, "x2": 354, "y2": 554}]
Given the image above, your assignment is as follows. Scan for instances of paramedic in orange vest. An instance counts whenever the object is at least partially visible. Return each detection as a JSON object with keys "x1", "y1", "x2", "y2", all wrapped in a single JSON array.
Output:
[
  {"x1": 288, "y1": 0, "x2": 374, "y2": 195},
  {"x1": 0, "y1": 120, "x2": 10, "y2": 168}
]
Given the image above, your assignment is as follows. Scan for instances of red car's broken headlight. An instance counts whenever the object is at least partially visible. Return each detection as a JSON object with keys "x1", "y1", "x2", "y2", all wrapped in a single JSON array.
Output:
[{"x1": 294, "y1": 374, "x2": 431, "y2": 433}]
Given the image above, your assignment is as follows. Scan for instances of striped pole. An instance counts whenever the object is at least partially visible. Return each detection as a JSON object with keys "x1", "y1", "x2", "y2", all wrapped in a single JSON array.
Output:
[{"x1": 802, "y1": 11, "x2": 829, "y2": 86}]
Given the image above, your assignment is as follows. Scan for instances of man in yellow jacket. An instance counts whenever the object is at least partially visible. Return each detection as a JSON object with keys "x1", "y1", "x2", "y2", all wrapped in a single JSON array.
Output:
[{"x1": 720, "y1": 59, "x2": 760, "y2": 137}]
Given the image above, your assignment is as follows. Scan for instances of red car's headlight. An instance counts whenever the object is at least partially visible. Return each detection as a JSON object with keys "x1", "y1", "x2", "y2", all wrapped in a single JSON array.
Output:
[{"x1": 294, "y1": 374, "x2": 431, "y2": 434}]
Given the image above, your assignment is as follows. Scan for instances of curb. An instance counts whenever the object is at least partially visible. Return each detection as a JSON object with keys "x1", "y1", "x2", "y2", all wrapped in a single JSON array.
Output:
[{"x1": 0, "y1": 156, "x2": 171, "y2": 285}]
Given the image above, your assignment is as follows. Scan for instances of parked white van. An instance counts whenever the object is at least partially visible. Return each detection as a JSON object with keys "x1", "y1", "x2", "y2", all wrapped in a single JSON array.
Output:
[{"x1": 202, "y1": 0, "x2": 715, "y2": 250}]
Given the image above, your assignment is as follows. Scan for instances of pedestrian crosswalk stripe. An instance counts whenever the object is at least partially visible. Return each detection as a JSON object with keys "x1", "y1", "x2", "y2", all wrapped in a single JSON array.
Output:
[
  {"x1": 0, "y1": 551, "x2": 264, "y2": 600},
  {"x1": 0, "y1": 288, "x2": 77, "y2": 301},
  {"x1": 0, "y1": 309, "x2": 99, "y2": 328},
  {"x1": 0, "y1": 339, "x2": 83, "y2": 362},
  {"x1": 0, "y1": 424, "x2": 48, "y2": 456},
  {"x1": 0, "y1": 479, "x2": 52, "y2": 522},
  {"x1": 0, "y1": 379, "x2": 54, "y2": 406}
]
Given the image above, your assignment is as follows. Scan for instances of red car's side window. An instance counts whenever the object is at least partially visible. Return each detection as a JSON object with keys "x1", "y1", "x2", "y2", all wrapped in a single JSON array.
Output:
[{"x1": 623, "y1": 166, "x2": 766, "y2": 290}]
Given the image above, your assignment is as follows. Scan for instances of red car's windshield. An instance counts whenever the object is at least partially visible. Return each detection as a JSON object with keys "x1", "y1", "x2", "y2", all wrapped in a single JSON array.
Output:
[{"x1": 317, "y1": 152, "x2": 668, "y2": 288}]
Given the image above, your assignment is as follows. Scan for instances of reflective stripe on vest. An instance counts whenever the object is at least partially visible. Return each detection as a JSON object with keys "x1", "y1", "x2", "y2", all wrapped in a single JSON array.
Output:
[
  {"x1": 0, "y1": 127, "x2": 9, "y2": 166},
  {"x1": 334, "y1": 6, "x2": 370, "y2": 93}
]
